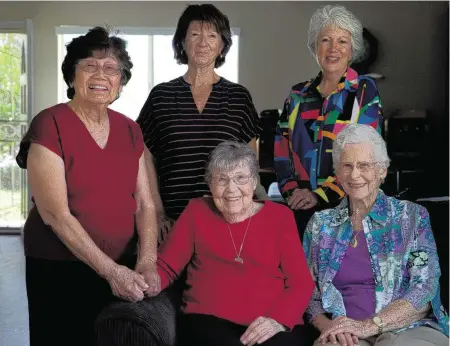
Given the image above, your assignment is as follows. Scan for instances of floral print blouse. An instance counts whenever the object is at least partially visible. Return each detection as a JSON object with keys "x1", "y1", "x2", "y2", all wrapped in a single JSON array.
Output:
[{"x1": 303, "y1": 190, "x2": 449, "y2": 336}]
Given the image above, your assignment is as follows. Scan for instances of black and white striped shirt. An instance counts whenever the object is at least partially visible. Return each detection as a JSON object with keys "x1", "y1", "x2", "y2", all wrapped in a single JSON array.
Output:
[{"x1": 136, "y1": 77, "x2": 262, "y2": 219}]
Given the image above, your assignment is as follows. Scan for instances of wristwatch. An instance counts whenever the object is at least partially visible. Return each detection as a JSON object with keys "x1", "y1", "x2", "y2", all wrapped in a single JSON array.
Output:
[{"x1": 372, "y1": 316, "x2": 384, "y2": 334}]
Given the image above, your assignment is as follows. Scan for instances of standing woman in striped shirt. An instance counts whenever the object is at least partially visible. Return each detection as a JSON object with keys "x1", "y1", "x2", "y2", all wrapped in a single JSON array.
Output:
[
  {"x1": 137, "y1": 4, "x2": 264, "y2": 242},
  {"x1": 273, "y1": 5, "x2": 384, "y2": 240}
]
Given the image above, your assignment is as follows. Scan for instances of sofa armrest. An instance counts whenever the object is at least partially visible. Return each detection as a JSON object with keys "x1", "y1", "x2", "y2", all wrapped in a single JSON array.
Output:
[{"x1": 95, "y1": 287, "x2": 180, "y2": 346}]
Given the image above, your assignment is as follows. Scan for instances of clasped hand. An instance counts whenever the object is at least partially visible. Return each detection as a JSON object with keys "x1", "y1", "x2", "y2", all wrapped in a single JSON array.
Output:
[
  {"x1": 105, "y1": 261, "x2": 161, "y2": 302},
  {"x1": 135, "y1": 260, "x2": 161, "y2": 297},
  {"x1": 318, "y1": 316, "x2": 375, "y2": 345}
]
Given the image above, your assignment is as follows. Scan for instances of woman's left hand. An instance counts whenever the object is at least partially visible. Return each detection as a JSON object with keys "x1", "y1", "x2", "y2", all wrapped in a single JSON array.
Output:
[
  {"x1": 135, "y1": 260, "x2": 161, "y2": 297},
  {"x1": 240, "y1": 316, "x2": 286, "y2": 346},
  {"x1": 318, "y1": 316, "x2": 377, "y2": 343}
]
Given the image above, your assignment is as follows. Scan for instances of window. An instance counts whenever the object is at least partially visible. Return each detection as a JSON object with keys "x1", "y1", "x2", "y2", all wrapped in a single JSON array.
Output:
[
  {"x1": 0, "y1": 20, "x2": 33, "y2": 230},
  {"x1": 57, "y1": 27, "x2": 239, "y2": 120}
]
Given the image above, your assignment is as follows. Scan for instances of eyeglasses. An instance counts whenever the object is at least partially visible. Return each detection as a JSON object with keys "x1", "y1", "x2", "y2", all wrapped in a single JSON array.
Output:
[
  {"x1": 212, "y1": 174, "x2": 252, "y2": 186},
  {"x1": 339, "y1": 161, "x2": 378, "y2": 174},
  {"x1": 77, "y1": 60, "x2": 122, "y2": 76}
]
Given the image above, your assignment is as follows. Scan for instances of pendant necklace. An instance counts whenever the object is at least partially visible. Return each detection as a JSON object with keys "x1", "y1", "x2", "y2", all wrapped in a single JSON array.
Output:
[
  {"x1": 350, "y1": 207, "x2": 363, "y2": 248},
  {"x1": 350, "y1": 228, "x2": 363, "y2": 248},
  {"x1": 227, "y1": 212, "x2": 254, "y2": 264}
]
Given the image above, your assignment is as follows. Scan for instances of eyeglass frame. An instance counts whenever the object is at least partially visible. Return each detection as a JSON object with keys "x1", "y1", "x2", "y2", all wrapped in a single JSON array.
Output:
[
  {"x1": 338, "y1": 161, "x2": 380, "y2": 174},
  {"x1": 76, "y1": 59, "x2": 123, "y2": 76},
  {"x1": 211, "y1": 174, "x2": 253, "y2": 186}
]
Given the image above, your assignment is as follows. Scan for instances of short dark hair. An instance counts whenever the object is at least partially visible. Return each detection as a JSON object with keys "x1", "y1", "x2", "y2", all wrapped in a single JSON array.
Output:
[
  {"x1": 61, "y1": 26, "x2": 133, "y2": 100},
  {"x1": 172, "y1": 4, "x2": 232, "y2": 68}
]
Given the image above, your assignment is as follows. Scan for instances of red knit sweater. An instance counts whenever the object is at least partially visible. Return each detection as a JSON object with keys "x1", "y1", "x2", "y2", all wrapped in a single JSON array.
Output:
[{"x1": 157, "y1": 198, "x2": 314, "y2": 329}]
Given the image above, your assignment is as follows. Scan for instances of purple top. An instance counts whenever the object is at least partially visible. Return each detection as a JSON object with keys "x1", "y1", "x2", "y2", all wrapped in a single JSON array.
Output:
[{"x1": 332, "y1": 231, "x2": 376, "y2": 320}]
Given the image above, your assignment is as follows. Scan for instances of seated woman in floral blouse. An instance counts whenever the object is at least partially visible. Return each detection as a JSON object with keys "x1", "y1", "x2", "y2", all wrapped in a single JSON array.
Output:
[{"x1": 303, "y1": 124, "x2": 449, "y2": 346}]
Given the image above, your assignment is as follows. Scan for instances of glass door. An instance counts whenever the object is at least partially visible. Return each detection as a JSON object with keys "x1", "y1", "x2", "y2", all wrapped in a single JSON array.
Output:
[{"x1": 0, "y1": 20, "x2": 33, "y2": 231}]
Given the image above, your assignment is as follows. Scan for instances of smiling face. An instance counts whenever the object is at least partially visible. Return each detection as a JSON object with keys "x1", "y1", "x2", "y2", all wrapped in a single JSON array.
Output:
[
  {"x1": 209, "y1": 163, "x2": 257, "y2": 220},
  {"x1": 316, "y1": 25, "x2": 353, "y2": 76},
  {"x1": 72, "y1": 51, "x2": 122, "y2": 106},
  {"x1": 337, "y1": 142, "x2": 387, "y2": 204},
  {"x1": 183, "y1": 20, "x2": 223, "y2": 68}
]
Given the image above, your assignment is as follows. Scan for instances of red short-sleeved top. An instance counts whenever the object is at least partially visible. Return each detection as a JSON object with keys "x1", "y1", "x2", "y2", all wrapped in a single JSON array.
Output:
[{"x1": 17, "y1": 103, "x2": 144, "y2": 261}]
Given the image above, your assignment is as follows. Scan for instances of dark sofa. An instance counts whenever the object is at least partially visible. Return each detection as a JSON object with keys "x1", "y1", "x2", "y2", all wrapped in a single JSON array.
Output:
[{"x1": 95, "y1": 288, "x2": 179, "y2": 346}]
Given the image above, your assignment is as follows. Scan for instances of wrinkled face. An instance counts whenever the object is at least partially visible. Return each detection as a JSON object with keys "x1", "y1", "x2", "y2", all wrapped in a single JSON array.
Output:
[
  {"x1": 316, "y1": 25, "x2": 352, "y2": 75},
  {"x1": 209, "y1": 163, "x2": 257, "y2": 218},
  {"x1": 72, "y1": 51, "x2": 122, "y2": 105},
  {"x1": 336, "y1": 143, "x2": 386, "y2": 203},
  {"x1": 184, "y1": 20, "x2": 223, "y2": 68}
]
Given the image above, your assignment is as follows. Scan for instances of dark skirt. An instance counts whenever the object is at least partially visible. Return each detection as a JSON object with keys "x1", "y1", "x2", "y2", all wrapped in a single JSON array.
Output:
[{"x1": 26, "y1": 255, "x2": 135, "y2": 346}]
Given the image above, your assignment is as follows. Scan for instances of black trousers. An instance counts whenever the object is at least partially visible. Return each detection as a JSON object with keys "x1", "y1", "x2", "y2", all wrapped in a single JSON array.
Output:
[
  {"x1": 26, "y1": 256, "x2": 135, "y2": 346},
  {"x1": 178, "y1": 313, "x2": 309, "y2": 346}
]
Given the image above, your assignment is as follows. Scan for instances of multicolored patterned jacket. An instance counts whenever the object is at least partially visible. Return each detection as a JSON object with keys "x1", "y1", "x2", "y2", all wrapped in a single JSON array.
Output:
[
  {"x1": 303, "y1": 190, "x2": 449, "y2": 336},
  {"x1": 274, "y1": 67, "x2": 383, "y2": 205}
]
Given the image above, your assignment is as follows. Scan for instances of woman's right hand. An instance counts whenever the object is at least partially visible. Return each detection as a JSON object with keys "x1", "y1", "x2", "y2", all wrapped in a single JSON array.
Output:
[
  {"x1": 105, "y1": 264, "x2": 149, "y2": 302},
  {"x1": 287, "y1": 188, "x2": 318, "y2": 210}
]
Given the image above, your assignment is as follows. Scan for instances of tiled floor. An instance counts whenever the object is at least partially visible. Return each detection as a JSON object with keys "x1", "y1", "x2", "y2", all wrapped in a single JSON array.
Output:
[{"x1": 0, "y1": 235, "x2": 29, "y2": 346}]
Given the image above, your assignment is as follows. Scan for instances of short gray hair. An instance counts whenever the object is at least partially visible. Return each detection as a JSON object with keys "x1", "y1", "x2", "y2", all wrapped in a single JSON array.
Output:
[
  {"x1": 332, "y1": 124, "x2": 390, "y2": 169},
  {"x1": 308, "y1": 5, "x2": 364, "y2": 63},
  {"x1": 205, "y1": 141, "x2": 259, "y2": 183}
]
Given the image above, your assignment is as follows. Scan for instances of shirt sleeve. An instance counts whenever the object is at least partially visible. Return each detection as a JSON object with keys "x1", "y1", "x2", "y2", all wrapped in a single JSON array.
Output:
[
  {"x1": 265, "y1": 208, "x2": 314, "y2": 329},
  {"x1": 313, "y1": 78, "x2": 384, "y2": 205},
  {"x1": 16, "y1": 109, "x2": 63, "y2": 169},
  {"x1": 402, "y1": 205, "x2": 441, "y2": 310},
  {"x1": 156, "y1": 199, "x2": 196, "y2": 290},
  {"x1": 302, "y1": 213, "x2": 328, "y2": 322},
  {"x1": 274, "y1": 90, "x2": 311, "y2": 199},
  {"x1": 136, "y1": 87, "x2": 158, "y2": 154},
  {"x1": 239, "y1": 88, "x2": 263, "y2": 142},
  {"x1": 353, "y1": 77, "x2": 384, "y2": 131}
]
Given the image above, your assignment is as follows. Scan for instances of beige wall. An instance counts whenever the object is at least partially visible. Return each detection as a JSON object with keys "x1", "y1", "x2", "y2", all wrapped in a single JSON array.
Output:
[{"x1": 0, "y1": 1, "x2": 448, "y2": 119}]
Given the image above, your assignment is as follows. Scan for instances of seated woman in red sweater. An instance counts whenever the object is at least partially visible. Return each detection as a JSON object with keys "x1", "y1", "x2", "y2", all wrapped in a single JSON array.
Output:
[{"x1": 155, "y1": 140, "x2": 314, "y2": 346}]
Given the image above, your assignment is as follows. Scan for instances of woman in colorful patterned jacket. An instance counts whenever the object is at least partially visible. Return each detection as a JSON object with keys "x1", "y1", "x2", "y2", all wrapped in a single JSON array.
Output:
[
  {"x1": 273, "y1": 5, "x2": 383, "y2": 238},
  {"x1": 303, "y1": 124, "x2": 449, "y2": 346}
]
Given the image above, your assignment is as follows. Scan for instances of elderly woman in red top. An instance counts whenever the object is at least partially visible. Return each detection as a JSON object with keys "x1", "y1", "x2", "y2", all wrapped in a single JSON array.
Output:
[
  {"x1": 16, "y1": 27, "x2": 159, "y2": 346},
  {"x1": 155, "y1": 140, "x2": 314, "y2": 346}
]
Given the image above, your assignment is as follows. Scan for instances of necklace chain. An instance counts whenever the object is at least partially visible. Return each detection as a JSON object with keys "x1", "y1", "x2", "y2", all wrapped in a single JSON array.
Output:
[
  {"x1": 350, "y1": 213, "x2": 364, "y2": 248},
  {"x1": 227, "y1": 205, "x2": 255, "y2": 263}
]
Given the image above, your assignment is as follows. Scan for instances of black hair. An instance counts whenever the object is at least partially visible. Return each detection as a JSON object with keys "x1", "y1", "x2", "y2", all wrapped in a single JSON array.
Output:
[
  {"x1": 61, "y1": 26, "x2": 133, "y2": 99},
  {"x1": 172, "y1": 4, "x2": 232, "y2": 68}
]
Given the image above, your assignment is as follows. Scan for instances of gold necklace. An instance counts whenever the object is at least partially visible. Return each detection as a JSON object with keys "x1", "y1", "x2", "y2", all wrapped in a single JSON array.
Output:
[
  {"x1": 350, "y1": 228, "x2": 363, "y2": 248},
  {"x1": 227, "y1": 210, "x2": 254, "y2": 264},
  {"x1": 349, "y1": 206, "x2": 364, "y2": 248}
]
